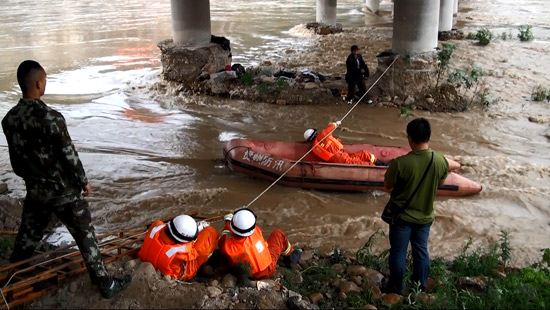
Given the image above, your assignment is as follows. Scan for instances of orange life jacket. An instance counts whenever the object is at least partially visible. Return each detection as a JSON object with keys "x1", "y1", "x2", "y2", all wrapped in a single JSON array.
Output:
[
  {"x1": 138, "y1": 221, "x2": 194, "y2": 279},
  {"x1": 313, "y1": 123, "x2": 344, "y2": 161},
  {"x1": 219, "y1": 226, "x2": 271, "y2": 275}
]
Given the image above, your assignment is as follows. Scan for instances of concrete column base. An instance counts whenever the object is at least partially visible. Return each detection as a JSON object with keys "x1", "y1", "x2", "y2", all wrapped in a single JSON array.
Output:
[
  {"x1": 306, "y1": 22, "x2": 343, "y2": 35},
  {"x1": 438, "y1": 29, "x2": 464, "y2": 41},
  {"x1": 365, "y1": 0, "x2": 380, "y2": 14},
  {"x1": 158, "y1": 39, "x2": 230, "y2": 86},
  {"x1": 371, "y1": 51, "x2": 438, "y2": 103}
]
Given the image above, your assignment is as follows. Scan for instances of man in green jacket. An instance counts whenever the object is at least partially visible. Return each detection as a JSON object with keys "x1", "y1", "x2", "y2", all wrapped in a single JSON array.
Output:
[
  {"x1": 2, "y1": 60, "x2": 130, "y2": 299},
  {"x1": 383, "y1": 118, "x2": 449, "y2": 294}
]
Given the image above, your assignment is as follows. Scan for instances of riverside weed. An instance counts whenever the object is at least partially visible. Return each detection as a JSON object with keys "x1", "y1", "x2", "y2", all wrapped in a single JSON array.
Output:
[
  {"x1": 518, "y1": 25, "x2": 535, "y2": 41},
  {"x1": 475, "y1": 28, "x2": 494, "y2": 45},
  {"x1": 531, "y1": 85, "x2": 549, "y2": 102},
  {"x1": 356, "y1": 229, "x2": 389, "y2": 270}
]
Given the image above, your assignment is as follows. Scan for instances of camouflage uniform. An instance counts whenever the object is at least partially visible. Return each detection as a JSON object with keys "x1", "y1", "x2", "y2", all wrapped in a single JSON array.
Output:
[{"x1": 2, "y1": 98, "x2": 109, "y2": 283}]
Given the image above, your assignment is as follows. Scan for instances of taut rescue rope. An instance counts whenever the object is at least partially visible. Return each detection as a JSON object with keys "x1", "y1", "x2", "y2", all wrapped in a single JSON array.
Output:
[{"x1": 245, "y1": 55, "x2": 400, "y2": 209}]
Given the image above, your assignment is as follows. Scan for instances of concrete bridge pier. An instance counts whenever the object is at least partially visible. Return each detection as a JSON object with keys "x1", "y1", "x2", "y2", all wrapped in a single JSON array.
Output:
[
  {"x1": 316, "y1": 0, "x2": 337, "y2": 25},
  {"x1": 392, "y1": 0, "x2": 440, "y2": 54},
  {"x1": 365, "y1": 0, "x2": 380, "y2": 14},
  {"x1": 160, "y1": 0, "x2": 230, "y2": 86},
  {"x1": 453, "y1": 0, "x2": 458, "y2": 17},
  {"x1": 439, "y1": 0, "x2": 454, "y2": 32},
  {"x1": 170, "y1": 0, "x2": 211, "y2": 46},
  {"x1": 372, "y1": 0, "x2": 441, "y2": 104}
]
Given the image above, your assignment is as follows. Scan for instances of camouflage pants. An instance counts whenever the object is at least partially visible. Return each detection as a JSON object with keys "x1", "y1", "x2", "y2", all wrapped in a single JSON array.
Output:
[{"x1": 10, "y1": 196, "x2": 109, "y2": 283}]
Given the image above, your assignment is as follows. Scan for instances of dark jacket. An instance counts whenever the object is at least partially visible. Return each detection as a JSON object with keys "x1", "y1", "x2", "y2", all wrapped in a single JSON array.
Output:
[{"x1": 345, "y1": 53, "x2": 369, "y2": 82}]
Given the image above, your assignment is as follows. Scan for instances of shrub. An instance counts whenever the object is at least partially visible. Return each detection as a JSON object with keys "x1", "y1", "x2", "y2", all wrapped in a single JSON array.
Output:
[
  {"x1": 435, "y1": 43, "x2": 457, "y2": 89},
  {"x1": 448, "y1": 64, "x2": 486, "y2": 110},
  {"x1": 466, "y1": 32, "x2": 476, "y2": 40},
  {"x1": 451, "y1": 237, "x2": 500, "y2": 277},
  {"x1": 531, "y1": 85, "x2": 550, "y2": 102},
  {"x1": 475, "y1": 28, "x2": 494, "y2": 45},
  {"x1": 518, "y1": 25, "x2": 535, "y2": 41},
  {"x1": 499, "y1": 229, "x2": 511, "y2": 266}
]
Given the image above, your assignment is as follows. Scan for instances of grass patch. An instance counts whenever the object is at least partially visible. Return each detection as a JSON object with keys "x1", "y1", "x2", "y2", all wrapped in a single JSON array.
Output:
[
  {"x1": 256, "y1": 82, "x2": 270, "y2": 94},
  {"x1": 356, "y1": 229, "x2": 388, "y2": 270},
  {"x1": 232, "y1": 260, "x2": 252, "y2": 287},
  {"x1": 239, "y1": 68, "x2": 255, "y2": 85},
  {"x1": 275, "y1": 77, "x2": 289, "y2": 91},
  {"x1": 282, "y1": 259, "x2": 339, "y2": 296},
  {"x1": 282, "y1": 230, "x2": 550, "y2": 309}
]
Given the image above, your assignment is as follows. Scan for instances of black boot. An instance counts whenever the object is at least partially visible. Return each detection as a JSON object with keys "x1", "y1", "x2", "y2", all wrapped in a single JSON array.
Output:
[
  {"x1": 283, "y1": 249, "x2": 302, "y2": 268},
  {"x1": 99, "y1": 275, "x2": 132, "y2": 299}
]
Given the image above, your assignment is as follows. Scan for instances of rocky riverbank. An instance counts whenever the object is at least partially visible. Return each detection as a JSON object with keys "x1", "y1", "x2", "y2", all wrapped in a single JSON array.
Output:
[{"x1": 19, "y1": 230, "x2": 550, "y2": 310}]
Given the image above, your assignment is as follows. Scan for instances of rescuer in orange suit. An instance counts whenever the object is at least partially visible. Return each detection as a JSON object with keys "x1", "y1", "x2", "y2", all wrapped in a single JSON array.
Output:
[
  {"x1": 304, "y1": 121, "x2": 387, "y2": 166},
  {"x1": 138, "y1": 215, "x2": 219, "y2": 281},
  {"x1": 218, "y1": 208, "x2": 302, "y2": 279}
]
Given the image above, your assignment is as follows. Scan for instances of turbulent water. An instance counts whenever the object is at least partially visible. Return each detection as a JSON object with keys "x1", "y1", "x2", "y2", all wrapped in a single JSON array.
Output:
[{"x1": 0, "y1": 0, "x2": 549, "y2": 266}]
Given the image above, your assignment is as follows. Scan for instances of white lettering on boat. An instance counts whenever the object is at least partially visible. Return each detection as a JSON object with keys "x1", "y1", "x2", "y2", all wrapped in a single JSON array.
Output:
[
  {"x1": 272, "y1": 160, "x2": 284, "y2": 171},
  {"x1": 242, "y1": 149, "x2": 284, "y2": 171}
]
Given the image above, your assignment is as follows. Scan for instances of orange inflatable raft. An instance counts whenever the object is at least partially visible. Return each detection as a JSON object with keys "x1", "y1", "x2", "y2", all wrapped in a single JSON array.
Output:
[{"x1": 223, "y1": 138, "x2": 482, "y2": 197}]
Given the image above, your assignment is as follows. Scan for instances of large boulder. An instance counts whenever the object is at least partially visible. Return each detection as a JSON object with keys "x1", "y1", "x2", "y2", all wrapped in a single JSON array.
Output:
[{"x1": 158, "y1": 39, "x2": 229, "y2": 86}]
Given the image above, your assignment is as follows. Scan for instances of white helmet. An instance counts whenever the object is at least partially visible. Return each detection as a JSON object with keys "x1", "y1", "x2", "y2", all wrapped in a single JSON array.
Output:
[
  {"x1": 168, "y1": 215, "x2": 198, "y2": 243},
  {"x1": 230, "y1": 208, "x2": 257, "y2": 237},
  {"x1": 304, "y1": 128, "x2": 317, "y2": 142}
]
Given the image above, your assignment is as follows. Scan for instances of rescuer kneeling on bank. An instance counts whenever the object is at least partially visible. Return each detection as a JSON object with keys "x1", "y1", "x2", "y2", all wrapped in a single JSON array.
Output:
[
  {"x1": 218, "y1": 208, "x2": 302, "y2": 279},
  {"x1": 139, "y1": 215, "x2": 220, "y2": 281}
]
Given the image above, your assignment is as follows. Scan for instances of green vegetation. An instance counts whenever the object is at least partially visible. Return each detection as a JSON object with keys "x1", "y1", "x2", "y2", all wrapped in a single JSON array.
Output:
[
  {"x1": 466, "y1": 32, "x2": 477, "y2": 40},
  {"x1": 435, "y1": 43, "x2": 456, "y2": 90},
  {"x1": 233, "y1": 260, "x2": 252, "y2": 287},
  {"x1": 500, "y1": 31, "x2": 513, "y2": 41},
  {"x1": 356, "y1": 229, "x2": 388, "y2": 270},
  {"x1": 531, "y1": 85, "x2": 550, "y2": 102},
  {"x1": 474, "y1": 28, "x2": 494, "y2": 45},
  {"x1": 400, "y1": 106, "x2": 410, "y2": 119},
  {"x1": 239, "y1": 68, "x2": 255, "y2": 85},
  {"x1": 403, "y1": 50, "x2": 413, "y2": 65},
  {"x1": 256, "y1": 82, "x2": 270, "y2": 94},
  {"x1": 479, "y1": 91, "x2": 496, "y2": 111},
  {"x1": 282, "y1": 230, "x2": 550, "y2": 309},
  {"x1": 448, "y1": 64, "x2": 487, "y2": 110},
  {"x1": 518, "y1": 25, "x2": 535, "y2": 41},
  {"x1": 275, "y1": 77, "x2": 289, "y2": 91},
  {"x1": 0, "y1": 236, "x2": 15, "y2": 259}
]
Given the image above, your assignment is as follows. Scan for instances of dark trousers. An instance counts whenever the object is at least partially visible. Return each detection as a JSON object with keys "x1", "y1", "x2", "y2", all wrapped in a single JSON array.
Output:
[
  {"x1": 388, "y1": 218, "x2": 432, "y2": 294},
  {"x1": 10, "y1": 196, "x2": 109, "y2": 283},
  {"x1": 345, "y1": 77, "x2": 367, "y2": 101}
]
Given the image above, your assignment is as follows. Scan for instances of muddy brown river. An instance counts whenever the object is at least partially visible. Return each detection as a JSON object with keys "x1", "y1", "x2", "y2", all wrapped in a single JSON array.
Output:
[{"x1": 0, "y1": 0, "x2": 549, "y2": 267}]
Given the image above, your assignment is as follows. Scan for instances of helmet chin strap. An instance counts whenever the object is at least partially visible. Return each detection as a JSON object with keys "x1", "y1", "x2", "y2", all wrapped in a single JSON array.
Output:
[{"x1": 244, "y1": 55, "x2": 400, "y2": 210}]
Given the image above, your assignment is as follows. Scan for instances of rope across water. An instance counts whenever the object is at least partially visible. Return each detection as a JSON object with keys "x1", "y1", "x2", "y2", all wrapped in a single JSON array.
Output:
[{"x1": 245, "y1": 55, "x2": 400, "y2": 209}]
